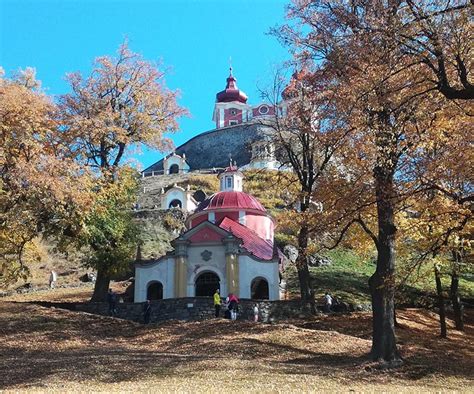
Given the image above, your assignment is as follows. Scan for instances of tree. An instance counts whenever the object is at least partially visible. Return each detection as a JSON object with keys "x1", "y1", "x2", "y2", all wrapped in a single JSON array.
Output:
[
  {"x1": 59, "y1": 42, "x2": 187, "y2": 301},
  {"x1": 274, "y1": 0, "x2": 471, "y2": 362},
  {"x1": 79, "y1": 167, "x2": 140, "y2": 296},
  {"x1": 394, "y1": 112, "x2": 472, "y2": 334},
  {"x1": 397, "y1": 1, "x2": 473, "y2": 100},
  {"x1": 0, "y1": 68, "x2": 91, "y2": 285},
  {"x1": 260, "y1": 68, "x2": 347, "y2": 309}
]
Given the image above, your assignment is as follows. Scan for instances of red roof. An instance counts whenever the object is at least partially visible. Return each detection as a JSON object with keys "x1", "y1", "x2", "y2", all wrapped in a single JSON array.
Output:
[
  {"x1": 216, "y1": 67, "x2": 248, "y2": 103},
  {"x1": 196, "y1": 191, "x2": 266, "y2": 213},
  {"x1": 223, "y1": 165, "x2": 240, "y2": 173},
  {"x1": 219, "y1": 217, "x2": 275, "y2": 260}
]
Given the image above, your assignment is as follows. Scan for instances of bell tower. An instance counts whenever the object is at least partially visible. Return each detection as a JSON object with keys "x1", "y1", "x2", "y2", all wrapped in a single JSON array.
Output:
[{"x1": 212, "y1": 67, "x2": 251, "y2": 129}]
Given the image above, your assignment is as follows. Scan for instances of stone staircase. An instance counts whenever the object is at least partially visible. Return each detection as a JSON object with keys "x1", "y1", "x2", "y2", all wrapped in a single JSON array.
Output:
[{"x1": 138, "y1": 173, "x2": 194, "y2": 209}]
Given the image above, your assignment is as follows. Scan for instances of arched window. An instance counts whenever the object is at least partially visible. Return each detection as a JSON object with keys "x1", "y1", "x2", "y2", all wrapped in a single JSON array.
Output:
[
  {"x1": 169, "y1": 164, "x2": 179, "y2": 174},
  {"x1": 193, "y1": 190, "x2": 207, "y2": 203},
  {"x1": 147, "y1": 281, "x2": 163, "y2": 300},
  {"x1": 251, "y1": 277, "x2": 269, "y2": 300},
  {"x1": 169, "y1": 199, "x2": 182, "y2": 209},
  {"x1": 195, "y1": 272, "x2": 220, "y2": 297}
]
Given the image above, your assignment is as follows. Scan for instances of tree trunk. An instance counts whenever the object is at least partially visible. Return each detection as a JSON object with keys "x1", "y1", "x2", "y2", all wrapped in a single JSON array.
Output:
[
  {"x1": 91, "y1": 267, "x2": 111, "y2": 302},
  {"x1": 297, "y1": 262, "x2": 315, "y2": 307},
  {"x1": 296, "y1": 222, "x2": 316, "y2": 313},
  {"x1": 370, "y1": 165, "x2": 400, "y2": 362},
  {"x1": 394, "y1": 307, "x2": 401, "y2": 328},
  {"x1": 450, "y1": 271, "x2": 464, "y2": 331},
  {"x1": 434, "y1": 265, "x2": 447, "y2": 338}
]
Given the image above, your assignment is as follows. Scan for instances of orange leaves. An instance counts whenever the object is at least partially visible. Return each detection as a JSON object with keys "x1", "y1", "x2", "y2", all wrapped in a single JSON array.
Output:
[
  {"x1": 0, "y1": 72, "x2": 93, "y2": 285},
  {"x1": 59, "y1": 42, "x2": 188, "y2": 170},
  {"x1": 274, "y1": 1, "x2": 472, "y2": 267}
]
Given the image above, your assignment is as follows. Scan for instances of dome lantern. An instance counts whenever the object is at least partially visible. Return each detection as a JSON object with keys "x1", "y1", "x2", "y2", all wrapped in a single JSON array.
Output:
[{"x1": 218, "y1": 163, "x2": 244, "y2": 192}]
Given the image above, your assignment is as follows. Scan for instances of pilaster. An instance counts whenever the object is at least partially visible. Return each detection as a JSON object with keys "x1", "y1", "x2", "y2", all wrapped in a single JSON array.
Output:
[
  {"x1": 173, "y1": 237, "x2": 189, "y2": 297},
  {"x1": 224, "y1": 235, "x2": 240, "y2": 296}
]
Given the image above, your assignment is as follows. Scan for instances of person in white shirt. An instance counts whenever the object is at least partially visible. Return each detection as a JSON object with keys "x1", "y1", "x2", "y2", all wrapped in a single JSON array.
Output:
[
  {"x1": 49, "y1": 271, "x2": 57, "y2": 289},
  {"x1": 253, "y1": 304, "x2": 259, "y2": 322},
  {"x1": 324, "y1": 292, "x2": 333, "y2": 313}
]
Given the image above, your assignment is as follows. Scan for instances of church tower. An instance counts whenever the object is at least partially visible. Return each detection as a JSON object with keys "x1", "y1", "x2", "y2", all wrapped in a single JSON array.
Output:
[
  {"x1": 212, "y1": 67, "x2": 251, "y2": 128},
  {"x1": 218, "y1": 164, "x2": 244, "y2": 192}
]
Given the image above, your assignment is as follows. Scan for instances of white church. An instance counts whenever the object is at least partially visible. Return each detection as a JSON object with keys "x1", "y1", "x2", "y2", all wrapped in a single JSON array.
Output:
[{"x1": 134, "y1": 166, "x2": 282, "y2": 302}]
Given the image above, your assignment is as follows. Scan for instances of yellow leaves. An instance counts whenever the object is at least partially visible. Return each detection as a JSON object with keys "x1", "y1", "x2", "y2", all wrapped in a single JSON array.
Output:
[
  {"x1": 1, "y1": 44, "x2": 188, "y2": 285},
  {"x1": 0, "y1": 72, "x2": 95, "y2": 284},
  {"x1": 59, "y1": 42, "x2": 188, "y2": 170}
]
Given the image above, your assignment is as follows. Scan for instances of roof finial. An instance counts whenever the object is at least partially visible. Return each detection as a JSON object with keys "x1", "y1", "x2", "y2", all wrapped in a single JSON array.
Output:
[{"x1": 229, "y1": 56, "x2": 233, "y2": 76}]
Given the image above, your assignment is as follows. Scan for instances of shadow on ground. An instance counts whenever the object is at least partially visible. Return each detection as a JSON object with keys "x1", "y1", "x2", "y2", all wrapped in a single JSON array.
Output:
[{"x1": 0, "y1": 301, "x2": 473, "y2": 390}]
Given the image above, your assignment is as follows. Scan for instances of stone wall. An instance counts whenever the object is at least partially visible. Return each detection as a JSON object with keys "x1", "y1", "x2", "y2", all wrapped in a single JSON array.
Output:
[
  {"x1": 71, "y1": 297, "x2": 315, "y2": 324},
  {"x1": 143, "y1": 123, "x2": 271, "y2": 173}
]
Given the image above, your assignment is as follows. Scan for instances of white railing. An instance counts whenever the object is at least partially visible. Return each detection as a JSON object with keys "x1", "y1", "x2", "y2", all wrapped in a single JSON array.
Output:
[{"x1": 142, "y1": 167, "x2": 226, "y2": 178}]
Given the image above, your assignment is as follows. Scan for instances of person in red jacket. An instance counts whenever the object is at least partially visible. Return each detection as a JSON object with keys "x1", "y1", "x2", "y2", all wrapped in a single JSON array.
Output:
[{"x1": 227, "y1": 293, "x2": 239, "y2": 320}]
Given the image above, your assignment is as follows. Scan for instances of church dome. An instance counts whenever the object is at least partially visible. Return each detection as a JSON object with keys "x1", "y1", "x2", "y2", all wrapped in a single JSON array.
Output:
[
  {"x1": 195, "y1": 191, "x2": 266, "y2": 213},
  {"x1": 216, "y1": 67, "x2": 248, "y2": 103}
]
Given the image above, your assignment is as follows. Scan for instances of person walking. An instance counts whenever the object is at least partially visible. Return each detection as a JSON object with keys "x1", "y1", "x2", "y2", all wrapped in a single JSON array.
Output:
[
  {"x1": 107, "y1": 288, "x2": 117, "y2": 316},
  {"x1": 228, "y1": 293, "x2": 239, "y2": 320},
  {"x1": 49, "y1": 270, "x2": 57, "y2": 289},
  {"x1": 324, "y1": 292, "x2": 333, "y2": 313},
  {"x1": 253, "y1": 304, "x2": 259, "y2": 322},
  {"x1": 143, "y1": 300, "x2": 152, "y2": 324},
  {"x1": 213, "y1": 288, "x2": 221, "y2": 318}
]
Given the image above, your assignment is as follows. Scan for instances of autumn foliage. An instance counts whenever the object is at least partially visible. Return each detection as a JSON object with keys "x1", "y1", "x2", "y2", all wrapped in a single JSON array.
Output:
[
  {"x1": 0, "y1": 68, "x2": 92, "y2": 285},
  {"x1": 1, "y1": 43, "x2": 187, "y2": 294},
  {"x1": 274, "y1": 0, "x2": 472, "y2": 362}
]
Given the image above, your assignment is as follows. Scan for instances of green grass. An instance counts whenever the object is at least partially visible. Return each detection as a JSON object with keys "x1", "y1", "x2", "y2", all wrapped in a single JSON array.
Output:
[
  {"x1": 285, "y1": 248, "x2": 474, "y2": 306},
  {"x1": 312, "y1": 249, "x2": 374, "y2": 304},
  {"x1": 285, "y1": 249, "x2": 374, "y2": 304},
  {"x1": 398, "y1": 261, "x2": 474, "y2": 306}
]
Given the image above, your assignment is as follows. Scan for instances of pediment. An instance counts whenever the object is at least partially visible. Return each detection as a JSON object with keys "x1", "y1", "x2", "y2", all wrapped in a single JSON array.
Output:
[{"x1": 179, "y1": 220, "x2": 232, "y2": 244}]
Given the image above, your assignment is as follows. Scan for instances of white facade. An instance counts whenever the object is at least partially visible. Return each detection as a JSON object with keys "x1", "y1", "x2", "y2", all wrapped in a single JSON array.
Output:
[
  {"x1": 218, "y1": 168, "x2": 244, "y2": 192},
  {"x1": 160, "y1": 185, "x2": 197, "y2": 211},
  {"x1": 135, "y1": 164, "x2": 282, "y2": 304},
  {"x1": 238, "y1": 255, "x2": 280, "y2": 300},
  {"x1": 134, "y1": 257, "x2": 175, "y2": 302},
  {"x1": 163, "y1": 153, "x2": 190, "y2": 175},
  {"x1": 134, "y1": 246, "x2": 280, "y2": 302}
]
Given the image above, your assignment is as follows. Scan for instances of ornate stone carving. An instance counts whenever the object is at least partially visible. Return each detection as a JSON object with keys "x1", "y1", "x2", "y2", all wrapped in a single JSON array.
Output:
[{"x1": 201, "y1": 250, "x2": 212, "y2": 261}]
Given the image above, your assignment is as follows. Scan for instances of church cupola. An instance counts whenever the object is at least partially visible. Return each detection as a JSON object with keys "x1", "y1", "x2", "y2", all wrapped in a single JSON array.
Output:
[
  {"x1": 212, "y1": 67, "x2": 251, "y2": 129},
  {"x1": 218, "y1": 163, "x2": 244, "y2": 192},
  {"x1": 216, "y1": 67, "x2": 248, "y2": 104}
]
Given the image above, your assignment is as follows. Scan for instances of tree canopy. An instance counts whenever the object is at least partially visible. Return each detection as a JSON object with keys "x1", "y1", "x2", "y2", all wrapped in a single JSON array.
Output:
[{"x1": 273, "y1": 0, "x2": 472, "y2": 362}]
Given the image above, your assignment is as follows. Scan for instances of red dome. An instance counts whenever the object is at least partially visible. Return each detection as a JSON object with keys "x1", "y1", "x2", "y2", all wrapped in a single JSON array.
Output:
[
  {"x1": 216, "y1": 68, "x2": 248, "y2": 104},
  {"x1": 196, "y1": 191, "x2": 266, "y2": 213}
]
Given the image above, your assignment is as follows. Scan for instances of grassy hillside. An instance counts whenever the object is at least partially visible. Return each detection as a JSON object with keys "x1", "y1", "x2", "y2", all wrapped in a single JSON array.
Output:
[
  {"x1": 4, "y1": 169, "x2": 472, "y2": 307},
  {"x1": 285, "y1": 248, "x2": 474, "y2": 305}
]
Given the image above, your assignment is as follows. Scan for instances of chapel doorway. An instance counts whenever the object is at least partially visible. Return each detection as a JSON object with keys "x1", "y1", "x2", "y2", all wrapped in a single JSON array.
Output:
[
  {"x1": 169, "y1": 164, "x2": 179, "y2": 174},
  {"x1": 195, "y1": 272, "x2": 220, "y2": 297},
  {"x1": 147, "y1": 281, "x2": 163, "y2": 300},
  {"x1": 251, "y1": 277, "x2": 269, "y2": 299},
  {"x1": 169, "y1": 199, "x2": 182, "y2": 208}
]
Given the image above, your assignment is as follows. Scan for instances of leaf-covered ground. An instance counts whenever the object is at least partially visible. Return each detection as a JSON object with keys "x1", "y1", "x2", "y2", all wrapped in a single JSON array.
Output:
[{"x1": 1, "y1": 289, "x2": 473, "y2": 392}]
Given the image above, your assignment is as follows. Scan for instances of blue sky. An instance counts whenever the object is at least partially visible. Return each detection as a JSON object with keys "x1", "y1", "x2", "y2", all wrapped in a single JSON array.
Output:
[{"x1": 0, "y1": 0, "x2": 290, "y2": 169}]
